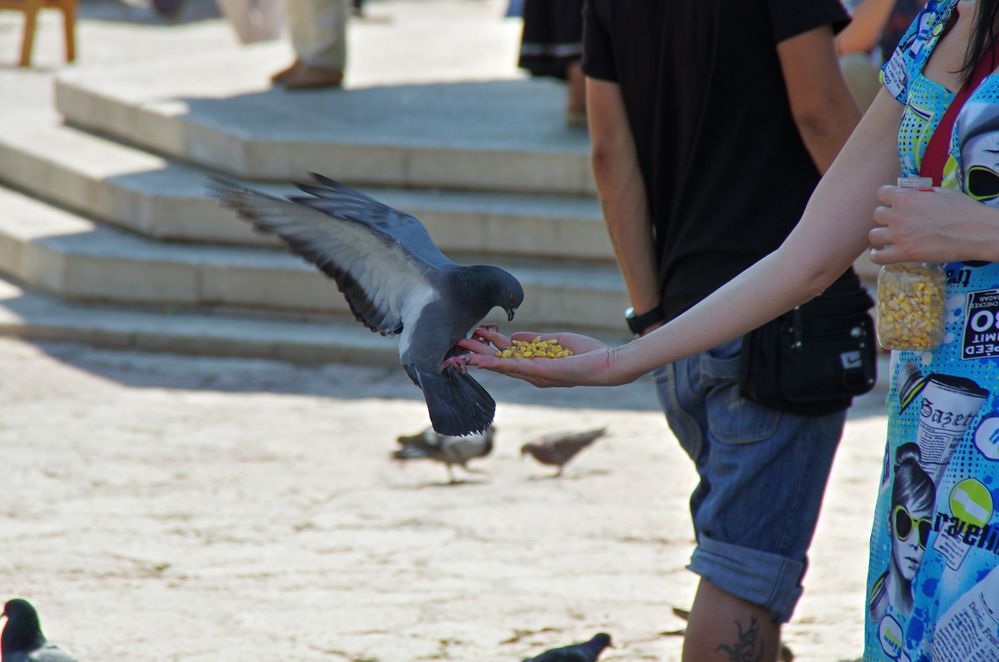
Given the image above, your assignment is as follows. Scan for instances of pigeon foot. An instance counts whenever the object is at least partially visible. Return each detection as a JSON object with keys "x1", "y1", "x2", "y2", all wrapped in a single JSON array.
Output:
[{"x1": 441, "y1": 354, "x2": 471, "y2": 374}]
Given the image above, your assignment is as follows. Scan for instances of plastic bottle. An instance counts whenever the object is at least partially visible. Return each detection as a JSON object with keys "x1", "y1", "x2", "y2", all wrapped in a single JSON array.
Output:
[{"x1": 875, "y1": 177, "x2": 947, "y2": 350}]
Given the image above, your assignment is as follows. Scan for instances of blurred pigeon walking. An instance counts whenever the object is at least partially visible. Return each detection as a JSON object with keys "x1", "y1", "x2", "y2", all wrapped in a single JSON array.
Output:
[
  {"x1": 523, "y1": 632, "x2": 612, "y2": 662},
  {"x1": 1, "y1": 599, "x2": 77, "y2": 662},
  {"x1": 393, "y1": 425, "x2": 494, "y2": 483},
  {"x1": 520, "y1": 427, "x2": 605, "y2": 477}
]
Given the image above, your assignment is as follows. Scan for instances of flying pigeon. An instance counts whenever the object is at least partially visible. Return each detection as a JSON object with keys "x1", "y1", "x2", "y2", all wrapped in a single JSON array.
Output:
[
  {"x1": 211, "y1": 174, "x2": 524, "y2": 437},
  {"x1": 1, "y1": 599, "x2": 77, "y2": 662},
  {"x1": 392, "y1": 424, "x2": 494, "y2": 483},
  {"x1": 521, "y1": 427, "x2": 607, "y2": 477},
  {"x1": 523, "y1": 632, "x2": 613, "y2": 662}
]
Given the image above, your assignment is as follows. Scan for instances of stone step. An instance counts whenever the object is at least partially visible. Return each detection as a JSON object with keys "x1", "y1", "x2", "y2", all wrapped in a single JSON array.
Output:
[
  {"x1": 54, "y1": 45, "x2": 595, "y2": 195},
  {"x1": 0, "y1": 276, "x2": 398, "y2": 365},
  {"x1": 0, "y1": 184, "x2": 629, "y2": 333},
  {"x1": 0, "y1": 117, "x2": 612, "y2": 260},
  {"x1": 0, "y1": 273, "x2": 893, "y2": 396}
]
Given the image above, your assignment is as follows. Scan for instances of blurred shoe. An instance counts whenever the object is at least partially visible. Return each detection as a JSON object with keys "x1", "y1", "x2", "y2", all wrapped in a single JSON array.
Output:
[
  {"x1": 282, "y1": 65, "x2": 344, "y2": 90},
  {"x1": 270, "y1": 59, "x2": 303, "y2": 84},
  {"x1": 152, "y1": 0, "x2": 184, "y2": 19}
]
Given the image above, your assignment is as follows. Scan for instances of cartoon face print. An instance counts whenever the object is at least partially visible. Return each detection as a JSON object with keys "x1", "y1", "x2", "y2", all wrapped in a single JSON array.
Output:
[
  {"x1": 887, "y1": 443, "x2": 936, "y2": 588},
  {"x1": 957, "y1": 101, "x2": 999, "y2": 206},
  {"x1": 891, "y1": 499, "x2": 933, "y2": 581}
]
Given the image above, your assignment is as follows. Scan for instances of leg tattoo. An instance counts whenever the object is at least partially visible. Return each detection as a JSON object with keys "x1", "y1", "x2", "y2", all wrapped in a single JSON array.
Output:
[{"x1": 715, "y1": 614, "x2": 765, "y2": 662}]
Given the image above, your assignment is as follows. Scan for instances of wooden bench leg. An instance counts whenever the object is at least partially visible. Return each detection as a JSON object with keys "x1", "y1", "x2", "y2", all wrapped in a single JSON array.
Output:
[
  {"x1": 18, "y1": 1, "x2": 42, "y2": 67},
  {"x1": 61, "y1": 0, "x2": 77, "y2": 62}
]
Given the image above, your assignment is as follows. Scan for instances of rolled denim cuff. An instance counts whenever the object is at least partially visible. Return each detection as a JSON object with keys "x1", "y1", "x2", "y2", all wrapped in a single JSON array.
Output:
[{"x1": 688, "y1": 533, "x2": 807, "y2": 623}]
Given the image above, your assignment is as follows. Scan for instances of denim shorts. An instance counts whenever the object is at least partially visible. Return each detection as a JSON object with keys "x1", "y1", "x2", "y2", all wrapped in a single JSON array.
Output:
[{"x1": 652, "y1": 338, "x2": 846, "y2": 623}]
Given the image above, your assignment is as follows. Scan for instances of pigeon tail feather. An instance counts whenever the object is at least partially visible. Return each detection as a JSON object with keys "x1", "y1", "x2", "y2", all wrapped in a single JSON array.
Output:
[{"x1": 417, "y1": 366, "x2": 495, "y2": 437}]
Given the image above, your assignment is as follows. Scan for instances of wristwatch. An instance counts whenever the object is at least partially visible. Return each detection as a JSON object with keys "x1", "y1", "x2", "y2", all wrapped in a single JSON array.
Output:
[{"x1": 625, "y1": 304, "x2": 665, "y2": 336}]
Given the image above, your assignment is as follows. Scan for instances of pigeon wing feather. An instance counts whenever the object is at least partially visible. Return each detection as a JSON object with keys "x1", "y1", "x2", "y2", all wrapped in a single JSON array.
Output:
[
  {"x1": 212, "y1": 177, "x2": 439, "y2": 336},
  {"x1": 290, "y1": 173, "x2": 453, "y2": 271}
]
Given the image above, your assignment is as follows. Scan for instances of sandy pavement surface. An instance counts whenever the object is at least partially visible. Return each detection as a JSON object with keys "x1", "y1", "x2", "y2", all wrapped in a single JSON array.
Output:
[{"x1": 1, "y1": 337, "x2": 886, "y2": 660}]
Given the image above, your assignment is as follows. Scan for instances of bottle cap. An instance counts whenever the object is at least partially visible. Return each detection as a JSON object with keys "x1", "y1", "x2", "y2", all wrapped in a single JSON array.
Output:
[{"x1": 897, "y1": 176, "x2": 934, "y2": 190}]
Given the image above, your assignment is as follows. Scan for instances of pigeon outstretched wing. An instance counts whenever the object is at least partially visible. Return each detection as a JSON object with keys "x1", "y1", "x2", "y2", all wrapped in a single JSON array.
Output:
[{"x1": 211, "y1": 175, "x2": 447, "y2": 336}]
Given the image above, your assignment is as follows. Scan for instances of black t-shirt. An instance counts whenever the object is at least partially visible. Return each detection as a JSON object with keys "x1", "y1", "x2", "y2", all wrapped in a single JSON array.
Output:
[{"x1": 582, "y1": 0, "x2": 850, "y2": 321}]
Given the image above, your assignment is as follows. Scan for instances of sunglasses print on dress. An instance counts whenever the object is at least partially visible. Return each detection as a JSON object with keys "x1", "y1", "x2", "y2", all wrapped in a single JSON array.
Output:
[
  {"x1": 967, "y1": 165, "x2": 999, "y2": 202},
  {"x1": 893, "y1": 504, "x2": 932, "y2": 549}
]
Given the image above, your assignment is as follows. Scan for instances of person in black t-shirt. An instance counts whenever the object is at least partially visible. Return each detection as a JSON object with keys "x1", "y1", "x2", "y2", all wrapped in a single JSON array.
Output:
[
  {"x1": 576, "y1": 3, "x2": 860, "y2": 660},
  {"x1": 517, "y1": 0, "x2": 587, "y2": 126}
]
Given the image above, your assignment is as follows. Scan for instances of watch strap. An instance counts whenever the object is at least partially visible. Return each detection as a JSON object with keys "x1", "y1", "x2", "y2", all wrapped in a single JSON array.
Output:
[{"x1": 627, "y1": 304, "x2": 665, "y2": 335}]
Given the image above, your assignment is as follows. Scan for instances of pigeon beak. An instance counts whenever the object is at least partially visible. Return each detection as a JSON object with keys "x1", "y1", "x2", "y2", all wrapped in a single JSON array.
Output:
[{"x1": 507, "y1": 308, "x2": 516, "y2": 322}]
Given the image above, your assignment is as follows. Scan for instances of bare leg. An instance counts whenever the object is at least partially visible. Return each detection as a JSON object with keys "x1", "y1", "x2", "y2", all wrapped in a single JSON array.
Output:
[
  {"x1": 566, "y1": 60, "x2": 586, "y2": 125},
  {"x1": 682, "y1": 579, "x2": 780, "y2": 662}
]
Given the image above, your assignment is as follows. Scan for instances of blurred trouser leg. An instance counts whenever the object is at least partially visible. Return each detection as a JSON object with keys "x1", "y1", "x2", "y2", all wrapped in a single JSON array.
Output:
[
  {"x1": 286, "y1": 0, "x2": 349, "y2": 70},
  {"x1": 839, "y1": 52, "x2": 881, "y2": 112}
]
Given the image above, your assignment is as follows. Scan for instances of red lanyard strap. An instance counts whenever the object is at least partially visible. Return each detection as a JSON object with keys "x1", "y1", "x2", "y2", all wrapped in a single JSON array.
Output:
[{"x1": 920, "y1": 15, "x2": 999, "y2": 184}]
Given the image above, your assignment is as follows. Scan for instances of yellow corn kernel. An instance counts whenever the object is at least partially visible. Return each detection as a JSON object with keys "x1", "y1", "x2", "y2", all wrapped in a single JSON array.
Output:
[{"x1": 500, "y1": 336, "x2": 575, "y2": 359}]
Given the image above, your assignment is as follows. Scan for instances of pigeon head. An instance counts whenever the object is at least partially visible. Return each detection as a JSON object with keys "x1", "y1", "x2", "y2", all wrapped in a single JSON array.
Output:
[
  {"x1": 478, "y1": 266, "x2": 524, "y2": 321},
  {"x1": 2, "y1": 598, "x2": 46, "y2": 655},
  {"x1": 588, "y1": 632, "x2": 613, "y2": 652}
]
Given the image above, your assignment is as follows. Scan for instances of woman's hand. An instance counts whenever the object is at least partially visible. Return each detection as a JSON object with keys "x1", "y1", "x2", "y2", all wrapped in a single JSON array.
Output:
[
  {"x1": 869, "y1": 185, "x2": 999, "y2": 264},
  {"x1": 454, "y1": 326, "x2": 624, "y2": 388}
]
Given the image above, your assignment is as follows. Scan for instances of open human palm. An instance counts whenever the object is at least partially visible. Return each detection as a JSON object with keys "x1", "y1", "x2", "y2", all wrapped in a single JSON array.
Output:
[{"x1": 456, "y1": 326, "x2": 618, "y2": 388}]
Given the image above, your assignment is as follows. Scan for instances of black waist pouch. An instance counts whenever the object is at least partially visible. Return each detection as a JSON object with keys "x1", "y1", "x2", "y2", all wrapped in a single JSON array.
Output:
[{"x1": 738, "y1": 270, "x2": 877, "y2": 416}]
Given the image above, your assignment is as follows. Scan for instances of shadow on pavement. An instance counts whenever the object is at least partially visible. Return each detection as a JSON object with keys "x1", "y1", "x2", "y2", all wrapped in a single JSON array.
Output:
[{"x1": 20, "y1": 334, "x2": 890, "y2": 421}]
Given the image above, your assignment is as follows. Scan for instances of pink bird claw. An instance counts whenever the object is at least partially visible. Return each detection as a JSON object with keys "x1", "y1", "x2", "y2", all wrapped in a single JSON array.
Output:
[{"x1": 442, "y1": 354, "x2": 471, "y2": 374}]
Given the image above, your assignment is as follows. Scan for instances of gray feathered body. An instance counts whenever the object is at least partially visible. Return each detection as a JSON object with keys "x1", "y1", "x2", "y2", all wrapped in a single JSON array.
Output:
[
  {"x1": 523, "y1": 632, "x2": 612, "y2": 662},
  {"x1": 393, "y1": 425, "x2": 494, "y2": 466},
  {"x1": 2, "y1": 600, "x2": 77, "y2": 662},
  {"x1": 8, "y1": 644, "x2": 78, "y2": 662}
]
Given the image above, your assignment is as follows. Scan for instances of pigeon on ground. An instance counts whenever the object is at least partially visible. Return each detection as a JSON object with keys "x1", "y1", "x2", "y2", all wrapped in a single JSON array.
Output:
[
  {"x1": 523, "y1": 632, "x2": 613, "y2": 662},
  {"x1": 211, "y1": 174, "x2": 524, "y2": 437},
  {"x1": 1, "y1": 599, "x2": 77, "y2": 662},
  {"x1": 521, "y1": 427, "x2": 607, "y2": 477},
  {"x1": 392, "y1": 424, "x2": 494, "y2": 483}
]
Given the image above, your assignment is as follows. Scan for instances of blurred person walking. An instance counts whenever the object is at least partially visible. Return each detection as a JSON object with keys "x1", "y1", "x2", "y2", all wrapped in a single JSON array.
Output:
[
  {"x1": 485, "y1": 2, "x2": 862, "y2": 660},
  {"x1": 272, "y1": 0, "x2": 349, "y2": 89},
  {"x1": 518, "y1": 0, "x2": 586, "y2": 126}
]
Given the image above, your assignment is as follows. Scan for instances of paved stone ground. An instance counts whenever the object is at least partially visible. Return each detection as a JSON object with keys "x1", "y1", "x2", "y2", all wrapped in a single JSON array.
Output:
[
  {"x1": 0, "y1": 335, "x2": 886, "y2": 661},
  {"x1": 0, "y1": 1, "x2": 886, "y2": 660}
]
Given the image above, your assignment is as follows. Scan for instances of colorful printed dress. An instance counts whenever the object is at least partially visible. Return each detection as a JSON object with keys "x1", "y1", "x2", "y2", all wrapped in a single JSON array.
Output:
[{"x1": 871, "y1": 1, "x2": 999, "y2": 659}]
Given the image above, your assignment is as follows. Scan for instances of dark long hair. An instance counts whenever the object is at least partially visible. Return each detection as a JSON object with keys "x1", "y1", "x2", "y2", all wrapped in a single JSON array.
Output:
[{"x1": 963, "y1": 0, "x2": 999, "y2": 78}]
